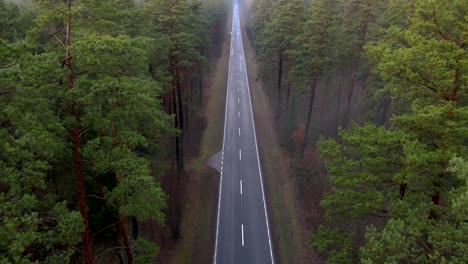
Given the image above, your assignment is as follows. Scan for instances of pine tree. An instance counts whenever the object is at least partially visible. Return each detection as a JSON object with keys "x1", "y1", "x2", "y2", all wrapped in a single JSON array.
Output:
[
  {"x1": 1, "y1": 4, "x2": 83, "y2": 261},
  {"x1": 314, "y1": 0, "x2": 467, "y2": 262},
  {"x1": 291, "y1": 0, "x2": 337, "y2": 156},
  {"x1": 28, "y1": 0, "x2": 174, "y2": 262},
  {"x1": 262, "y1": 0, "x2": 306, "y2": 114},
  {"x1": 339, "y1": 0, "x2": 386, "y2": 127},
  {"x1": 144, "y1": 0, "x2": 210, "y2": 241}
]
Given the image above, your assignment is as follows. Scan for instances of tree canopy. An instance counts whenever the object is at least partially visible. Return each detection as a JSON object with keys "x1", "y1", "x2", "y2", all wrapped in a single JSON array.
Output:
[{"x1": 0, "y1": 0, "x2": 225, "y2": 262}]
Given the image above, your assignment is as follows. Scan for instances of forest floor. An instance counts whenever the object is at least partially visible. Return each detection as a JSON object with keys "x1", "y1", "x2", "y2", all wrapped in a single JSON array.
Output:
[
  {"x1": 161, "y1": 10, "x2": 231, "y2": 264},
  {"x1": 239, "y1": 0, "x2": 322, "y2": 263}
]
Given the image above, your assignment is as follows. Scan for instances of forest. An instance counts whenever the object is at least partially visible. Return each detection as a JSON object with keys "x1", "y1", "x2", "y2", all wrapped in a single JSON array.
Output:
[
  {"x1": 251, "y1": 0, "x2": 467, "y2": 263},
  {"x1": 0, "y1": 0, "x2": 467, "y2": 263},
  {"x1": 1, "y1": 0, "x2": 226, "y2": 263}
]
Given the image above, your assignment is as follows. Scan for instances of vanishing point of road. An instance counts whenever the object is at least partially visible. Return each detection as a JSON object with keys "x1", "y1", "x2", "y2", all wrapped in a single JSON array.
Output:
[{"x1": 213, "y1": 0, "x2": 275, "y2": 263}]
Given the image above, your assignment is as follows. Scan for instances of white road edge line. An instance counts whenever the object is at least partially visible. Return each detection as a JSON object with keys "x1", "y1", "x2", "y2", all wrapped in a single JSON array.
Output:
[
  {"x1": 241, "y1": 224, "x2": 245, "y2": 246},
  {"x1": 213, "y1": 11, "x2": 234, "y2": 263},
  {"x1": 240, "y1": 180, "x2": 243, "y2": 195},
  {"x1": 238, "y1": 4, "x2": 275, "y2": 263}
]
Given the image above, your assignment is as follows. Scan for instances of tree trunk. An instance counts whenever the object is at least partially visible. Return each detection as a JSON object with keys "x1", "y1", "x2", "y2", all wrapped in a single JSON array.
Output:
[
  {"x1": 358, "y1": 69, "x2": 371, "y2": 124},
  {"x1": 185, "y1": 66, "x2": 191, "y2": 130},
  {"x1": 169, "y1": 71, "x2": 181, "y2": 241},
  {"x1": 111, "y1": 124, "x2": 134, "y2": 264},
  {"x1": 379, "y1": 97, "x2": 391, "y2": 125},
  {"x1": 343, "y1": 77, "x2": 354, "y2": 128},
  {"x1": 131, "y1": 217, "x2": 139, "y2": 240},
  {"x1": 399, "y1": 183, "x2": 407, "y2": 199},
  {"x1": 95, "y1": 175, "x2": 125, "y2": 264},
  {"x1": 301, "y1": 31, "x2": 325, "y2": 157},
  {"x1": 172, "y1": 91, "x2": 181, "y2": 169},
  {"x1": 451, "y1": 58, "x2": 461, "y2": 101},
  {"x1": 286, "y1": 53, "x2": 292, "y2": 116},
  {"x1": 429, "y1": 191, "x2": 440, "y2": 219},
  {"x1": 277, "y1": 47, "x2": 283, "y2": 114},
  {"x1": 343, "y1": 14, "x2": 369, "y2": 128},
  {"x1": 336, "y1": 82, "x2": 342, "y2": 136},
  {"x1": 64, "y1": 2, "x2": 92, "y2": 262},
  {"x1": 190, "y1": 66, "x2": 194, "y2": 111},
  {"x1": 175, "y1": 59, "x2": 184, "y2": 170},
  {"x1": 199, "y1": 67, "x2": 203, "y2": 105},
  {"x1": 71, "y1": 115, "x2": 92, "y2": 264},
  {"x1": 170, "y1": 55, "x2": 183, "y2": 171},
  {"x1": 113, "y1": 234, "x2": 126, "y2": 264},
  {"x1": 118, "y1": 215, "x2": 133, "y2": 264}
]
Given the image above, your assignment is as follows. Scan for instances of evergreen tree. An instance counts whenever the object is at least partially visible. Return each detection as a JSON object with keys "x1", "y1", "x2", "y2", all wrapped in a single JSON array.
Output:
[
  {"x1": 291, "y1": 0, "x2": 337, "y2": 156},
  {"x1": 262, "y1": 0, "x2": 306, "y2": 113},
  {"x1": 1, "y1": 4, "x2": 83, "y2": 262},
  {"x1": 314, "y1": 0, "x2": 467, "y2": 262},
  {"x1": 0, "y1": 56, "x2": 84, "y2": 263}
]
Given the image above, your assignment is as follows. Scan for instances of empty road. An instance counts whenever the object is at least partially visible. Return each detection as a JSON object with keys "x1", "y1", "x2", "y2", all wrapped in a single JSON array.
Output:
[{"x1": 213, "y1": 1, "x2": 274, "y2": 263}]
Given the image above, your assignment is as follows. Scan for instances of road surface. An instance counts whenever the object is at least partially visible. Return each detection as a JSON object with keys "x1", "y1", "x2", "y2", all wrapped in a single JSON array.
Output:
[{"x1": 213, "y1": 1, "x2": 274, "y2": 263}]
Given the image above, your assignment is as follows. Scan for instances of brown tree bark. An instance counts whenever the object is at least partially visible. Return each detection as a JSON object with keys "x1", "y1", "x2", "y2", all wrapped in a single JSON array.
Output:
[
  {"x1": 63, "y1": 1, "x2": 93, "y2": 262},
  {"x1": 111, "y1": 124, "x2": 134, "y2": 264},
  {"x1": 301, "y1": 31, "x2": 325, "y2": 157},
  {"x1": 118, "y1": 212, "x2": 133, "y2": 263}
]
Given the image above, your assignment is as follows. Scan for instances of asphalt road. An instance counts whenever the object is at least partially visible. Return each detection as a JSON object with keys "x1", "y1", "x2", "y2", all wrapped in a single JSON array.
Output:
[{"x1": 213, "y1": 1, "x2": 274, "y2": 263}]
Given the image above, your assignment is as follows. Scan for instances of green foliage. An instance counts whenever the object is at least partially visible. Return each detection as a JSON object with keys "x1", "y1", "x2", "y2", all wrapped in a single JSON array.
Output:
[
  {"x1": 0, "y1": 0, "x2": 222, "y2": 261},
  {"x1": 0, "y1": 1, "x2": 34, "y2": 42},
  {"x1": 317, "y1": 103, "x2": 468, "y2": 262},
  {"x1": 75, "y1": 0, "x2": 139, "y2": 36},
  {"x1": 448, "y1": 157, "x2": 468, "y2": 216},
  {"x1": 315, "y1": 0, "x2": 468, "y2": 262},
  {"x1": 290, "y1": 0, "x2": 337, "y2": 81},
  {"x1": 311, "y1": 226, "x2": 355, "y2": 264},
  {"x1": 260, "y1": 0, "x2": 306, "y2": 55},
  {"x1": 145, "y1": 0, "x2": 208, "y2": 67},
  {"x1": 134, "y1": 237, "x2": 159, "y2": 264},
  {"x1": 0, "y1": 18, "x2": 83, "y2": 260},
  {"x1": 366, "y1": 0, "x2": 467, "y2": 103}
]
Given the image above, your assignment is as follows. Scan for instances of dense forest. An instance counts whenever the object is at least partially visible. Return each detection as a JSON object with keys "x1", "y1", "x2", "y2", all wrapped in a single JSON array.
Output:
[
  {"x1": 252, "y1": 0, "x2": 467, "y2": 263},
  {"x1": 0, "y1": 0, "x2": 226, "y2": 263},
  {"x1": 1, "y1": 0, "x2": 467, "y2": 263}
]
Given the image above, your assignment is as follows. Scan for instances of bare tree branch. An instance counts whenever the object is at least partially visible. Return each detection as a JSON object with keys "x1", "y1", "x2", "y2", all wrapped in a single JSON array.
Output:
[
  {"x1": 51, "y1": 33, "x2": 66, "y2": 49},
  {"x1": 0, "y1": 90, "x2": 16, "y2": 95}
]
